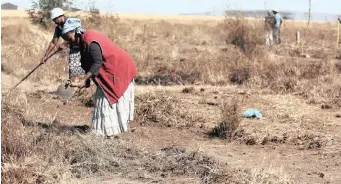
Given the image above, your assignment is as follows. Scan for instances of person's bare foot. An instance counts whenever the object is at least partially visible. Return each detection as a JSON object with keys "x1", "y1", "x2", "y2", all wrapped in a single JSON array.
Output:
[
  {"x1": 63, "y1": 100, "x2": 69, "y2": 105},
  {"x1": 106, "y1": 135, "x2": 120, "y2": 139},
  {"x1": 129, "y1": 120, "x2": 137, "y2": 132},
  {"x1": 129, "y1": 120, "x2": 137, "y2": 125}
]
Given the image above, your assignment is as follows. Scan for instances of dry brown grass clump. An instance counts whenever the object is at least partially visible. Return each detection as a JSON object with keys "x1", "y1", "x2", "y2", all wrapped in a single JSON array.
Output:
[
  {"x1": 209, "y1": 98, "x2": 241, "y2": 140},
  {"x1": 135, "y1": 92, "x2": 205, "y2": 128},
  {"x1": 1, "y1": 102, "x2": 27, "y2": 161},
  {"x1": 220, "y1": 16, "x2": 264, "y2": 58},
  {"x1": 251, "y1": 57, "x2": 341, "y2": 106},
  {"x1": 82, "y1": 13, "x2": 120, "y2": 41},
  {"x1": 228, "y1": 68, "x2": 250, "y2": 85}
]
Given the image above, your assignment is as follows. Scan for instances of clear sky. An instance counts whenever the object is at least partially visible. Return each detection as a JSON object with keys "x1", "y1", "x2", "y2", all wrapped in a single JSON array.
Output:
[{"x1": 4, "y1": 0, "x2": 340, "y2": 15}]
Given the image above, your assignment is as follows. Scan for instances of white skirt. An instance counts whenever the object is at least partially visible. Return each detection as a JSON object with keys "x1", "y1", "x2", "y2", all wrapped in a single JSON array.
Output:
[{"x1": 92, "y1": 81, "x2": 134, "y2": 137}]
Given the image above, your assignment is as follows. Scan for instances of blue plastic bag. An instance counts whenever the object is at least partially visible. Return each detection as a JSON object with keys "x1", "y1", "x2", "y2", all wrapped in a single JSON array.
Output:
[{"x1": 243, "y1": 109, "x2": 263, "y2": 119}]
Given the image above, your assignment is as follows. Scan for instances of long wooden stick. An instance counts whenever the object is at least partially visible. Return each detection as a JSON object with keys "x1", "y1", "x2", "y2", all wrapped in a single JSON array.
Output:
[{"x1": 9, "y1": 48, "x2": 62, "y2": 91}]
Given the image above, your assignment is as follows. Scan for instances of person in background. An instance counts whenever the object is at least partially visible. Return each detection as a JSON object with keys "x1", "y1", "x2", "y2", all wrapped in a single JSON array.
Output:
[
  {"x1": 271, "y1": 9, "x2": 283, "y2": 44},
  {"x1": 264, "y1": 10, "x2": 275, "y2": 45},
  {"x1": 40, "y1": 7, "x2": 86, "y2": 84},
  {"x1": 61, "y1": 20, "x2": 138, "y2": 138}
]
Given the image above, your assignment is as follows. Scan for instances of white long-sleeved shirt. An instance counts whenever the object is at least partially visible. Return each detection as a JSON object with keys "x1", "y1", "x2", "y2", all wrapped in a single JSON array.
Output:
[{"x1": 274, "y1": 13, "x2": 283, "y2": 28}]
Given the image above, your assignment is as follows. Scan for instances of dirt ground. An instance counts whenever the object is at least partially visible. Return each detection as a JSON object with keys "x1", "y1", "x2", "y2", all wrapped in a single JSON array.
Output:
[{"x1": 2, "y1": 72, "x2": 341, "y2": 184}]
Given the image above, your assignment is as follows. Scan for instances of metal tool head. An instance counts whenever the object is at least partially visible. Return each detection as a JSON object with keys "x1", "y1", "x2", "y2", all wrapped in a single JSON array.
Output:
[{"x1": 55, "y1": 81, "x2": 74, "y2": 100}]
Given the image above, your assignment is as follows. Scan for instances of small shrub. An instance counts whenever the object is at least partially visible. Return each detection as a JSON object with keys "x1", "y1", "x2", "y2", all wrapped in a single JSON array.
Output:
[
  {"x1": 26, "y1": 0, "x2": 72, "y2": 29},
  {"x1": 210, "y1": 98, "x2": 241, "y2": 140},
  {"x1": 222, "y1": 15, "x2": 263, "y2": 58},
  {"x1": 85, "y1": 4, "x2": 102, "y2": 27},
  {"x1": 83, "y1": 2, "x2": 120, "y2": 31},
  {"x1": 228, "y1": 68, "x2": 250, "y2": 85},
  {"x1": 182, "y1": 87, "x2": 195, "y2": 93}
]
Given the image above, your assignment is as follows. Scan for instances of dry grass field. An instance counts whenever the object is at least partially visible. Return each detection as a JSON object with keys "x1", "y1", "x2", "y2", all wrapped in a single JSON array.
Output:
[{"x1": 2, "y1": 9, "x2": 341, "y2": 184}]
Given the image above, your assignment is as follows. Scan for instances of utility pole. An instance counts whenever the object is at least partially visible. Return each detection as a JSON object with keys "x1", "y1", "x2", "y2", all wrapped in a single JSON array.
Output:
[{"x1": 264, "y1": 2, "x2": 267, "y2": 10}]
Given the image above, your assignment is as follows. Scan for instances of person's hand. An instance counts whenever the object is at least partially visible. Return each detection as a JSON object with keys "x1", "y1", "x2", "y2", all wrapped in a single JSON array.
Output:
[
  {"x1": 70, "y1": 80, "x2": 86, "y2": 89},
  {"x1": 40, "y1": 56, "x2": 48, "y2": 64},
  {"x1": 85, "y1": 79, "x2": 91, "y2": 88},
  {"x1": 58, "y1": 42, "x2": 69, "y2": 50}
]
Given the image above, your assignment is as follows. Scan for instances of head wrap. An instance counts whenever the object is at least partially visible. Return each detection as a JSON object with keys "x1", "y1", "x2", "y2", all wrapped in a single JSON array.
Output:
[{"x1": 62, "y1": 18, "x2": 85, "y2": 35}]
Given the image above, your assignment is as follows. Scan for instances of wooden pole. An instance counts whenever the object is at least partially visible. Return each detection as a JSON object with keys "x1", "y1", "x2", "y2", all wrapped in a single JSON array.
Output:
[
  {"x1": 296, "y1": 31, "x2": 300, "y2": 44},
  {"x1": 337, "y1": 20, "x2": 340, "y2": 47},
  {"x1": 300, "y1": 0, "x2": 311, "y2": 55}
]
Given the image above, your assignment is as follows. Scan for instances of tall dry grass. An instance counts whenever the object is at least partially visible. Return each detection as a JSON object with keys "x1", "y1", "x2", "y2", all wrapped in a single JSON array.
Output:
[
  {"x1": 2, "y1": 13, "x2": 340, "y2": 103},
  {"x1": 1, "y1": 18, "x2": 68, "y2": 86},
  {"x1": 2, "y1": 11, "x2": 341, "y2": 101},
  {"x1": 3, "y1": 16, "x2": 339, "y2": 77}
]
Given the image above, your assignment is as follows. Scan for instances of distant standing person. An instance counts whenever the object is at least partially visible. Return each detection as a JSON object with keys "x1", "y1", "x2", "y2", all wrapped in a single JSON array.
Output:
[
  {"x1": 40, "y1": 7, "x2": 86, "y2": 83},
  {"x1": 61, "y1": 21, "x2": 138, "y2": 138},
  {"x1": 272, "y1": 9, "x2": 283, "y2": 44},
  {"x1": 264, "y1": 10, "x2": 275, "y2": 45}
]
